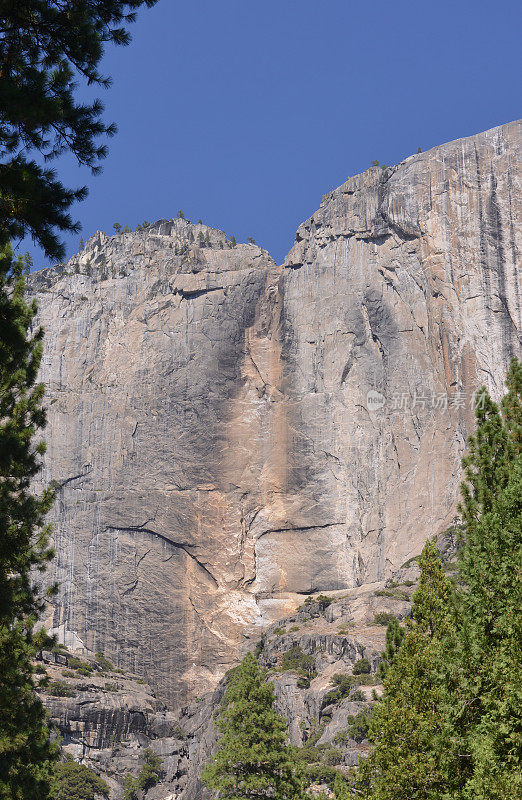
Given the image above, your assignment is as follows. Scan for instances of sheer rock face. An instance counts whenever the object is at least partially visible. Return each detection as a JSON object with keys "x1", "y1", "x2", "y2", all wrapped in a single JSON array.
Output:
[
  {"x1": 31, "y1": 224, "x2": 277, "y2": 707},
  {"x1": 277, "y1": 119, "x2": 521, "y2": 596},
  {"x1": 30, "y1": 121, "x2": 521, "y2": 707}
]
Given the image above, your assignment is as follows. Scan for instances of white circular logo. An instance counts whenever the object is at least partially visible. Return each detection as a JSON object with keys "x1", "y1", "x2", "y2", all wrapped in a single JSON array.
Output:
[{"x1": 366, "y1": 389, "x2": 385, "y2": 411}]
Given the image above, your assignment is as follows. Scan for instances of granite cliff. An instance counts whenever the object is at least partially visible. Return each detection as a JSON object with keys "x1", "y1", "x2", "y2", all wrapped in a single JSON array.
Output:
[{"x1": 30, "y1": 120, "x2": 521, "y2": 713}]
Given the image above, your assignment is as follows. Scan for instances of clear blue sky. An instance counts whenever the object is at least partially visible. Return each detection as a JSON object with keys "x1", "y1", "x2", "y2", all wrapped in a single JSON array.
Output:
[{"x1": 22, "y1": 0, "x2": 521, "y2": 268}]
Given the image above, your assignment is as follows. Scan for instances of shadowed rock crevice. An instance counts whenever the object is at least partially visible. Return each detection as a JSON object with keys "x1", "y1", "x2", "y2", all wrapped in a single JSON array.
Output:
[{"x1": 104, "y1": 524, "x2": 219, "y2": 588}]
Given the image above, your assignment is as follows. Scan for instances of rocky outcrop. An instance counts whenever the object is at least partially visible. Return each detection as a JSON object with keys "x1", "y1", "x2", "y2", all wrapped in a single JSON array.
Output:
[
  {"x1": 30, "y1": 120, "x2": 521, "y2": 709},
  {"x1": 153, "y1": 529, "x2": 458, "y2": 800},
  {"x1": 37, "y1": 649, "x2": 189, "y2": 798},
  {"x1": 158, "y1": 586, "x2": 404, "y2": 799}
]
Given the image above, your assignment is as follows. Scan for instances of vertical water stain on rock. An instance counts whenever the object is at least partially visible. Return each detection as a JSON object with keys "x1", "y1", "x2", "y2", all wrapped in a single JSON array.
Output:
[{"x1": 30, "y1": 121, "x2": 521, "y2": 705}]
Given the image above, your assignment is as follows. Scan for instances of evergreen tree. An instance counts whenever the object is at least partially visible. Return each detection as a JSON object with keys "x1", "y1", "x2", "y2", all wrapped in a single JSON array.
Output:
[
  {"x1": 202, "y1": 652, "x2": 304, "y2": 800},
  {"x1": 0, "y1": 244, "x2": 57, "y2": 799},
  {"x1": 136, "y1": 748, "x2": 163, "y2": 792},
  {"x1": 501, "y1": 358, "x2": 522, "y2": 450},
  {"x1": 121, "y1": 774, "x2": 138, "y2": 800},
  {"x1": 0, "y1": 1, "x2": 158, "y2": 260},
  {"x1": 377, "y1": 617, "x2": 404, "y2": 679},
  {"x1": 50, "y1": 757, "x2": 110, "y2": 800},
  {"x1": 355, "y1": 540, "x2": 459, "y2": 799},
  {"x1": 455, "y1": 360, "x2": 522, "y2": 799},
  {"x1": 458, "y1": 459, "x2": 522, "y2": 798},
  {"x1": 333, "y1": 772, "x2": 352, "y2": 799},
  {"x1": 121, "y1": 748, "x2": 163, "y2": 799}
]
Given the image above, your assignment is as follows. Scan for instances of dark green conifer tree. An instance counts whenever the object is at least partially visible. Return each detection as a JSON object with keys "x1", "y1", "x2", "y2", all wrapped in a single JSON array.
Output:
[
  {"x1": 202, "y1": 652, "x2": 304, "y2": 799},
  {"x1": 136, "y1": 748, "x2": 163, "y2": 792},
  {"x1": 455, "y1": 360, "x2": 522, "y2": 799},
  {"x1": 0, "y1": 243, "x2": 57, "y2": 799},
  {"x1": 121, "y1": 748, "x2": 163, "y2": 800},
  {"x1": 377, "y1": 617, "x2": 404, "y2": 679},
  {"x1": 49, "y1": 756, "x2": 110, "y2": 800},
  {"x1": 0, "y1": 1, "x2": 158, "y2": 260},
  {"x1": 355, "y1": 540, "x2": 459, "y2": 799}
]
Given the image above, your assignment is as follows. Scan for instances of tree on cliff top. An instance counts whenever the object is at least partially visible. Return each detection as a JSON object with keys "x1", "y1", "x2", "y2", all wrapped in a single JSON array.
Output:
[
  {"x1": 0, "y1": 243, "x2": 57, "y2": 799},
  {"x1": 202, "y1": 652, "x2": 304, "y2": 800},
  {"x1": 0, "y1": 0, "x2": 158, "y2": 260}
]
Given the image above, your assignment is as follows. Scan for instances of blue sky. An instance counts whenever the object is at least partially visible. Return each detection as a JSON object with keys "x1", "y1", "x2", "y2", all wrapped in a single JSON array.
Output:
[{"x1": 21, "y1": 0, "x2": 521, "y2": 268}]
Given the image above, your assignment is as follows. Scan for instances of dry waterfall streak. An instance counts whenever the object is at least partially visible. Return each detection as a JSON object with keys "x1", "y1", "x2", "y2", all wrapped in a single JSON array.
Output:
[{"x1": 29, "y1": 120, "x2": 521, "y2": 718}]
